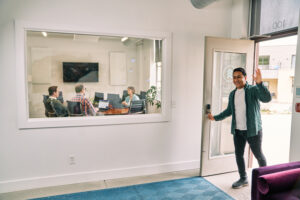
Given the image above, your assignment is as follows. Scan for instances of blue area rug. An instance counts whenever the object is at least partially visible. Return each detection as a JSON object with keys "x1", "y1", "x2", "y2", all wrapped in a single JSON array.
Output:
[{"x1": 31, "y1": 177, "x2": 234, "y2": 200}]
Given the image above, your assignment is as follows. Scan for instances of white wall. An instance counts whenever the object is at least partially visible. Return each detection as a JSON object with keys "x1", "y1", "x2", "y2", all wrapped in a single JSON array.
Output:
[
  {"x1": 0, "y1": 0, "x2": 236, "y2": 193},
  {"x1": 259, "y1": 45, "x2": 296, "y2": 103},
  {"x1": 231, "y1": 0, "x2": 249, "y2": 39},
  {"x1": 277, "y1": 70, "x2": 294, "y2": 103},
  {"x1": 259, "y1": 45, "x2": 297, "y2": 69},
  {"x1": 137, "y1": 39, "x2": 153, "y2": 91}
]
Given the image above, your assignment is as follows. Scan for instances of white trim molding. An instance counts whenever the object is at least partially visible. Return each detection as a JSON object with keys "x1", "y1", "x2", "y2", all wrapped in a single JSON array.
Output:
[
  {"x1": 15, "y1": 20, "x2": 172, "y2": 129},
  {"x1": 0, "y1": 160, "x2": 199, "y2": 193}
]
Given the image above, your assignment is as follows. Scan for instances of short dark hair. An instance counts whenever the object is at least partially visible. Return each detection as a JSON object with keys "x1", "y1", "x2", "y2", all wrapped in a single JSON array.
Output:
[
  {"x1": 75, "y1": 84, "x2": 84, "y2": 93},
  {"x1": 127, "y1": 86, "x2": 135, "y2": 94},
  {"x1": 233, "y1": 67, "x2": 247, "y2": 76},
  {"x1": 48, "y1": 86, "x2": 58, "y2": 96}
]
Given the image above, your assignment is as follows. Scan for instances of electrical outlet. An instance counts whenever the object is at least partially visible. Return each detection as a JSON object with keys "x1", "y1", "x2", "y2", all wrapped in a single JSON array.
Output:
[{"x1": 69, "y1": 155, "x2": 75, "y2": 165}]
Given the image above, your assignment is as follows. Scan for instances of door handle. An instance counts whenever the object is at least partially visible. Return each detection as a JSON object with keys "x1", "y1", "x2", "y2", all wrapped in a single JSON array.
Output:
[{"x1": 206, "y1": 104, "x2": 211, "y2": 114}]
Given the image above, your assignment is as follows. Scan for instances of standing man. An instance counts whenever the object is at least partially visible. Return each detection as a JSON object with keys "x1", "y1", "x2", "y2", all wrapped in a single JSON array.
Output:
[
  {"x1": 71, "y1": 84, "x2": 98, "y2": 116},
  {"x1": 46, "y1": 86, "x2": 69, "y2": 117},
  {"x1": 208, "y1": 67, "x2": 271, "y2": 189}
]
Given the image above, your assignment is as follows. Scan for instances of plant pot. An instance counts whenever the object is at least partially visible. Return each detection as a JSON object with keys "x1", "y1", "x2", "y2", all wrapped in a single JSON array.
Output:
[{"x1": 146, "y1": 100, "x2": 161, "y2": 114}]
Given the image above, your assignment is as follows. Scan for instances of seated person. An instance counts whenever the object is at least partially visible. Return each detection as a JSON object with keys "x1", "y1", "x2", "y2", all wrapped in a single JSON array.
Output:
[
  {"x1": 122, "y1": 86, "x2": 140, "y2": 107},
  {"x1": 46, "y1": 86, "x2": 69, "y2": 117},
  {"x1": 70, "y1": 84, "x2": 98, "y2": 116}
]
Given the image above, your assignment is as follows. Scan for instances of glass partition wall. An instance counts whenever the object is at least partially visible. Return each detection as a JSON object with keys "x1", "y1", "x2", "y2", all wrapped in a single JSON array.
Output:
[{"x1": 26, "y1": 31, "x2": 163, "y2": 118}]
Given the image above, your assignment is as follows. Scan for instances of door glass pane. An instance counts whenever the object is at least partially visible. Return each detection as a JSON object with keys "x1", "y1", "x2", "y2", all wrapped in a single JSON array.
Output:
[{"x1": 210, "y1": 51, "x2": 247, "y2": 158}]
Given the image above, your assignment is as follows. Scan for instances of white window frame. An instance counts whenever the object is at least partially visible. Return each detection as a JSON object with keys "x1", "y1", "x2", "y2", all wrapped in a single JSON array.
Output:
[{"x1": 15, "y1": 20, "x2": 172, "y2": 129}]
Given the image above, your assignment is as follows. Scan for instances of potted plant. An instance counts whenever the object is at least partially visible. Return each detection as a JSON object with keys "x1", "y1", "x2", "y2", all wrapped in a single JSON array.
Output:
[{"x1": 145, "y1": 86, "x2": 161, "y2": 113}]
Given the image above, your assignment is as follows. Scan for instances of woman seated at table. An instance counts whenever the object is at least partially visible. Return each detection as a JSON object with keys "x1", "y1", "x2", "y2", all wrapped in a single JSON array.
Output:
[{"x1": 122, "y1": 86, "x2": 140, "y2": 107}]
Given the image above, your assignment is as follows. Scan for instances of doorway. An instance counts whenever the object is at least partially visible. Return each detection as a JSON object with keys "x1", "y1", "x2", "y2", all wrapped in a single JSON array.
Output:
[
  {"x1": 251, "y1": 35, "x2": 297, "y2": 168},
  {"x1": 200, "y1": 35, "x2": 297, "y2": 176}
]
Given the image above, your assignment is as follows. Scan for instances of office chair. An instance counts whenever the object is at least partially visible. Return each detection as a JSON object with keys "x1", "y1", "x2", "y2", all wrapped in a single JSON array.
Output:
[
  {"x1": 93, "y1": 92, "x2": 104, "y2": 106},
  {"x1": 57, "y1": 91, "x2": 64, "y2": 103},
  {"x1": 107, "y1": 93, "x2": 120, "y2": 100},
  {"x1": 139, "y1": 91, "x2": 146, "y2": 100},
  {"x1": 67, "y1": 101, "x2": 83, "y2": 116},
  {"x1": 43, "y1": 95, "x2": 57, "y2": 117},
  {"x1": 43, "y1": 95, "x2": 49, "y2": 117},
  {"x1": 107, "y1": 93, "x2": 122, "y2": 108},
  {"x1": 121, "y1": 90, "x2": 128, "y2": 101},
  {"x1": 129, "y1": 100, "x2": 146, "y2": 114},
  {"x1": 110, "y1": 99, "x2": 124, "y2": 109}
]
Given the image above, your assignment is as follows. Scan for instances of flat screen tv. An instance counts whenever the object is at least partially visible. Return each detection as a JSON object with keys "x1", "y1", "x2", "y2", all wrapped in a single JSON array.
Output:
[{"x1": 63, "y1": 62, "x2": 99, "y2": 82}]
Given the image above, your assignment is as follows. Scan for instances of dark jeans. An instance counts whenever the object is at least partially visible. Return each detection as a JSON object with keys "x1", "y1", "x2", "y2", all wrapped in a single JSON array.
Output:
[{"x1": 234, "y1": 129, "x2": 267, "y2": 179}]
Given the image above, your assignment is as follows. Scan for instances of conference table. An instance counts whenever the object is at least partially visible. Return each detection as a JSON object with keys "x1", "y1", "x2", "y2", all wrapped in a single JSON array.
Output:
[{"x1": 97, "y1": 107, "x2": 129, "y2": 115}]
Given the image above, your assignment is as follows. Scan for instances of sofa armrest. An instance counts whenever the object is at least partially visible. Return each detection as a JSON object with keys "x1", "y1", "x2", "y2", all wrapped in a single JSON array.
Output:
[
  {"x1": 258, "y1": 168, "x2": 300, "y2": 195},
  {"x1": 252, "y1": 161, "x2": 300, "y2": 200}
]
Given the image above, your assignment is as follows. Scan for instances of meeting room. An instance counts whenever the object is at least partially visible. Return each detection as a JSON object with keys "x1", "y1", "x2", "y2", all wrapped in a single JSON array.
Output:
[{"x1": 26, "y1": 31, "x2": 163, "y2": 118}]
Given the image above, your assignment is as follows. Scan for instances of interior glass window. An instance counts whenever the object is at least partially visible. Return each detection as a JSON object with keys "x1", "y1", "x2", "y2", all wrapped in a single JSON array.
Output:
[{"x1": 26, "y1": 31, "x2": 163, "y2": 118}]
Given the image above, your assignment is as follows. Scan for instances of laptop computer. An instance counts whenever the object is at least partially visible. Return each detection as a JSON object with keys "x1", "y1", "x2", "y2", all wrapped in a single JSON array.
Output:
[{"x1": 98, "y1": 100, "x2": 109, "y2": 111}]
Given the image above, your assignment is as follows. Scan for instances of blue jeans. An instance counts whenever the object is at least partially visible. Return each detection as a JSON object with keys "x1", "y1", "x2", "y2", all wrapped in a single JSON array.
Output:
[{"x1": 234, "y1": 129, "x2": 267, "y2": 179}]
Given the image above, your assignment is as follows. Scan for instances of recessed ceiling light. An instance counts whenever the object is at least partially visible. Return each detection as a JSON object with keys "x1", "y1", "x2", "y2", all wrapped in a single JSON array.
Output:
[
  {"x1": 121, "y1": 37, "x2": 128, "y2": 42},
  {"x1": 41, "y1": 32, "x2": 47, "y2": 37}
]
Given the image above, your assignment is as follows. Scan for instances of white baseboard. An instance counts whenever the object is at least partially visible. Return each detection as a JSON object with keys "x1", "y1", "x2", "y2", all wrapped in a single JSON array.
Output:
[{"x1": 0, "y1": 160, "x2": 200, "y2": 193}]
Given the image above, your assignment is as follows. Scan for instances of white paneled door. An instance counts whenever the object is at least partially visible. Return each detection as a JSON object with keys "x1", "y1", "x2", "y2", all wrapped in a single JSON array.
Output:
[{"x1": 201, "y1": 37, "x2": 254, "y2": 176}]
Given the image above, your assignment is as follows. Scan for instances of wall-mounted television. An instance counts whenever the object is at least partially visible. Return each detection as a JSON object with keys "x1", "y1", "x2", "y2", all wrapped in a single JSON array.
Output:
[{"x1": 63, "y1": 62, "x2": 99, "y2": 82}]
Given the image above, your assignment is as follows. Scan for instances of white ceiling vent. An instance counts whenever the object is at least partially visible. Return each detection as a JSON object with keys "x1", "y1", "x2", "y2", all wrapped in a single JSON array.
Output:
[{"x1": 73, "y1": 34, "x2": 99, "y2": 42}]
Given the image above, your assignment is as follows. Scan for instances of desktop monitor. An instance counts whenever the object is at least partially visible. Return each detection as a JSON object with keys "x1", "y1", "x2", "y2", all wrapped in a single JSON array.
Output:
[{"x1": 94, "y1": 92, "x2": 104, "y2": 103}]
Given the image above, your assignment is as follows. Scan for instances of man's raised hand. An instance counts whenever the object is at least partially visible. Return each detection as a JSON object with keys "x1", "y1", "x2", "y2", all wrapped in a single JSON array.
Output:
[{"x1": 253, "y1": 68, "x2": 262, "y2": 84}]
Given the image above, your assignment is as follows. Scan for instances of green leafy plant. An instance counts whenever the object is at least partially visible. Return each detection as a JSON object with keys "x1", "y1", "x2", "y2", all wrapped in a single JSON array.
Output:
[{"x1": 146, "y1": 86, "x2": 161, "y2": 109}]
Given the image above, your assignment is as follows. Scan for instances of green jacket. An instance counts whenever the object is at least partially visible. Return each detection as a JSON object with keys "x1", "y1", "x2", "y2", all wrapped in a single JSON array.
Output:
[
  {"x1": 46, "y1": 98, "x2": 69, "y2": 117},
  {"x1": 213, "y1": 82, "x2": 271, "y2": 137}
]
